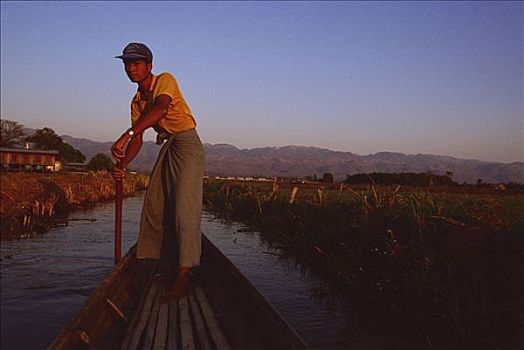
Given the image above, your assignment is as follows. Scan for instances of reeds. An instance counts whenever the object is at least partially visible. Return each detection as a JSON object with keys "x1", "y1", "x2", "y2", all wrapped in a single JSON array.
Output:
[
  {"x1": 203, "y1": 180, "x2": 524, "y2": 349},
  {"x1": 0, "y1": 171, "x2": 149, "y2": 239}
]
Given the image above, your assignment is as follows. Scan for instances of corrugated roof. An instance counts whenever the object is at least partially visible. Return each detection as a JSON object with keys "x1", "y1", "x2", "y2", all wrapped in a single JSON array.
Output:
[{"x1": 0, "y1": 147, "x2": 59, "y2": 155}]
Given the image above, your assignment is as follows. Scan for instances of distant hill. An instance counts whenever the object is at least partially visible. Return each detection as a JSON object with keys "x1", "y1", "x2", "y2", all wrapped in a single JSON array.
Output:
[
  {"x1": 61, "y1": 135, "x2": 160, "y2": 172},
  {"x1": 60, "y1": 135, "x2": 523, "y2": 184}
]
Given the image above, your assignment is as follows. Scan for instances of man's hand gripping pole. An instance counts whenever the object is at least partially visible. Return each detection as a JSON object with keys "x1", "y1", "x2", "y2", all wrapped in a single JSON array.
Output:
[{"x1": 114, "y1": 161, "x2": 124, "y2": 264}]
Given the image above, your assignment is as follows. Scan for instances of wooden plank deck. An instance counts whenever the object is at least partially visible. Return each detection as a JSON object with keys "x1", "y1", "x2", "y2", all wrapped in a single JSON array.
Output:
[
  {"x1": 121, "y1": 280, "x2": 231, "y2": 350},
  {"x1": 49, "y1": 238, "x2": 309, "y2": 350}
]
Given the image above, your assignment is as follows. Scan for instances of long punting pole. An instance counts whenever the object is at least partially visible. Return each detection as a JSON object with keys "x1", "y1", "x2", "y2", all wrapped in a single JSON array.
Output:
[{"x1": 114, "y1": 163, "x2": 123, "y2": 264}]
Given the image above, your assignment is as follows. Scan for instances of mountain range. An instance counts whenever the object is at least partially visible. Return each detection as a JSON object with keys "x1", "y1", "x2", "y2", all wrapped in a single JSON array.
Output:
[{"x1": 60, "y1": 135, "x2": 524, "y2": 184}]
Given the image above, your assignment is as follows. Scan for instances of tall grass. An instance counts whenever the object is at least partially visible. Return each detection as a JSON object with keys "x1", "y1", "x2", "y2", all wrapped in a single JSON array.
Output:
[
  {"x1": 0, "y1": 171, "x2": 149, "y2": 239},
  {"x1": 204, "y1": 180, "x2": 523, "y2": 349}
]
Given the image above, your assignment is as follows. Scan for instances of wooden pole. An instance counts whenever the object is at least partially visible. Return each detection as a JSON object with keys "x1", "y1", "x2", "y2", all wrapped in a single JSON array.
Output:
[{"x1": 114, "y1": 162, "x2": 123, "y2": 264}]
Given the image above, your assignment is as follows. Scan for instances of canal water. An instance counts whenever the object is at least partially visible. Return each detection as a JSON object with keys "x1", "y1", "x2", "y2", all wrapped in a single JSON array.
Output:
[{"x1": 1, "y1": 193, "x2": 379, "y2": 350}]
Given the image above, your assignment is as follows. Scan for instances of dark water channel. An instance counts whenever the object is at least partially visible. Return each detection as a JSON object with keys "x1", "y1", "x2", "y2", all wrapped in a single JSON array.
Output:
[{"x1": 1, "y1": 193, "x2": 378, "y2": 350}]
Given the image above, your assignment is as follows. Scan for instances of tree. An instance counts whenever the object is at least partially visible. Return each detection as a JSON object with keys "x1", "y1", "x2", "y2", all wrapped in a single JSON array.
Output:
[
  {"x1": 61, "y1": 143, "x2": 86, "y2": 163},
  {"x1": 87, "y1": 153, "x2": 114, "y2": 172},
  {"x1": 25, "y1": 127, "x2": 85, "y2": 163},
  {"x1": 0, "y1": 119, "x2": 26, "y2": 147},
  {"x1": 25, "y1": 127, "x2": 63, "y2": 150},
  {"x1": 322, "y1": 172, "x2": 334, "y2": 184}
]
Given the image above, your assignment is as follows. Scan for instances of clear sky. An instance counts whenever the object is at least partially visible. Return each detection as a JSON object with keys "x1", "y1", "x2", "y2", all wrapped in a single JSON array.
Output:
[{"x1": 1, "y1": 1, "x2": 522, "y2": 163}]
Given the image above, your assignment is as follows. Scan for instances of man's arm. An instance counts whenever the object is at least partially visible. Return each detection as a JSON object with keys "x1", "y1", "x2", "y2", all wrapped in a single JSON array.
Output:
[
  {"x1": 113, "y1": 133, "x2": 142, "y2": 179},
  {"x1": 132, "y1": 94, "x2": 172, "y2": 134},
  {"x1": 121, "y1": 132, "x2": 143, "y2": 168},
  {"x1": 111, "y1": 94, "x2": 172, "y2": 162}
]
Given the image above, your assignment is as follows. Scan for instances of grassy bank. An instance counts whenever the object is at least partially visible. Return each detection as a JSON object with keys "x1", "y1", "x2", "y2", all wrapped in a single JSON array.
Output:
[
  {"x1": 204, "y1": 180, "x2": 524, "y2": 349},
  {"x1": 0, "y1": 171, "x2": 149, "y2": 239}
]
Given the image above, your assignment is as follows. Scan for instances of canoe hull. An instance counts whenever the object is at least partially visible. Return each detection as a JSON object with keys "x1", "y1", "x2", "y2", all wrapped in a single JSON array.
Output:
[
  {"x1": 199, "y1": 237, "x2": 309, "y2": 350},
  {"x1": 50, "y1": 236, "x2": 309, "y2": 349},
  {"x1": 48, "y1": 246, "x2": 156, "y2": 349}
]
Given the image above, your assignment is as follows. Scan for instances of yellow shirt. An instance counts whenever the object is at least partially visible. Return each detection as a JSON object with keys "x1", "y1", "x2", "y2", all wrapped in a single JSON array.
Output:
[{"x1": 130, "y1": 73, "x2": 196, "y2": 134}]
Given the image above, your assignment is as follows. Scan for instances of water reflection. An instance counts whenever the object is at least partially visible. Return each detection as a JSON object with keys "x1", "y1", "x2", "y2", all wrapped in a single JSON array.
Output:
[
  {"x1": 201, "y1": 213, "x2": 380, "y2": 350},
  {"x1": 1, "y1": 194, "x2": 376, "y2": 350},
  {"x1": 1, "y1": 196, "x2": 142, "y2": 350}
]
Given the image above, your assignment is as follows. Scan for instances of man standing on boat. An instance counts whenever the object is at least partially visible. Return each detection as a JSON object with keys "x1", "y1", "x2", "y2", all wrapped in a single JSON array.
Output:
[{"x1": 111, "y1": 43, "x2": 204, "y2": 303}]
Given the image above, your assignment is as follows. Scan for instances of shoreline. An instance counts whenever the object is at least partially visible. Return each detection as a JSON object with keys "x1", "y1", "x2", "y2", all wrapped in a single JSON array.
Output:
[{"x1": 0, "y1": 171, "x2": 149, "y2": 240}]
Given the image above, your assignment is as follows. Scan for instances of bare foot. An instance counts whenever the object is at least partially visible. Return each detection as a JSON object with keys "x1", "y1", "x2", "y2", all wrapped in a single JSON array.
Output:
[
  {"x1": 160, "y1": 267, "x2": 189, "y2": 303},
  {"x1": 152, "y1": 266, "x2": 178, "y2": 284}
]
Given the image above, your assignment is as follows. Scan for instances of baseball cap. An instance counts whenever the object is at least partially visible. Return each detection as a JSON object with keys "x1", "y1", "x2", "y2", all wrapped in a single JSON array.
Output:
[{"x1": 115, "y1": 43, "x2": 153, "y2": 62}]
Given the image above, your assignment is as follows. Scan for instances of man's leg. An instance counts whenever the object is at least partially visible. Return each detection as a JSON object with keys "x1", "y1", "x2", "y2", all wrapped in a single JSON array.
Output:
[{"x1": 161, "y1": 131, "x2": 204, "y2": 302}]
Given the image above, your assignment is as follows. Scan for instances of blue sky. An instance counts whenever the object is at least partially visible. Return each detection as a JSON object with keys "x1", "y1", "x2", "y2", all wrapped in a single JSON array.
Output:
[{"x1": 1, "y1": 1, "x2": 522, "y2": 163}]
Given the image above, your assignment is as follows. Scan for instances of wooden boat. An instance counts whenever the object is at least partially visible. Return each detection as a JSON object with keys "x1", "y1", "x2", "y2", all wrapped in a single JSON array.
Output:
[{"x1": 49, "y1": 235, "x2": 310, "y2": 350}]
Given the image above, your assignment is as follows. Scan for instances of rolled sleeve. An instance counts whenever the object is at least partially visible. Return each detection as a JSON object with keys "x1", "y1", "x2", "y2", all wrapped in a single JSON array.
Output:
[
  {"x1": 155, "y1": 73, "x2": 178, "y2": 101},
  {"x1": 130, "y1": 97, "x2": 141, "y2": 125}
]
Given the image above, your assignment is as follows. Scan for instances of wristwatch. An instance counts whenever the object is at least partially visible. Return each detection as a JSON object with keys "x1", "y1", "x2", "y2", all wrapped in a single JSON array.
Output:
[{"x1": 127, "y1": 128, "x2": 135, "y2": 137}]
